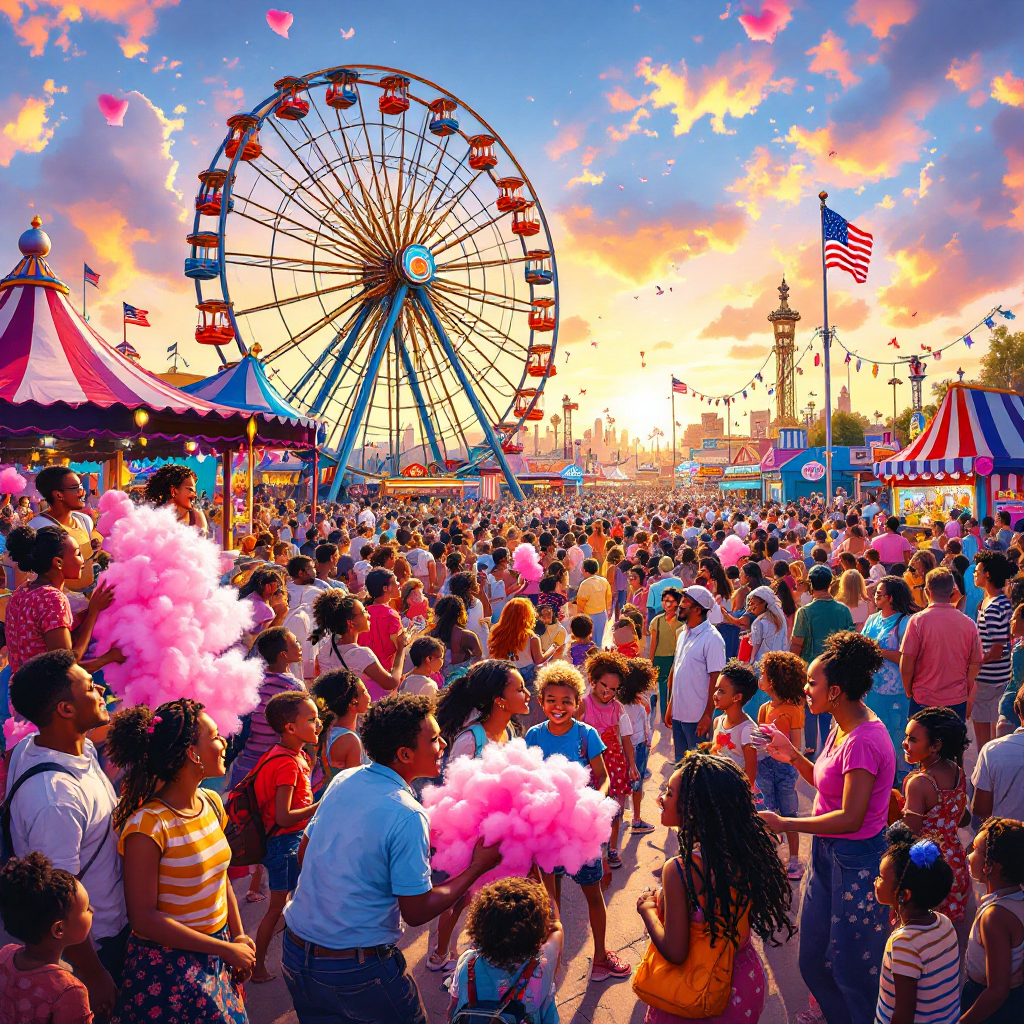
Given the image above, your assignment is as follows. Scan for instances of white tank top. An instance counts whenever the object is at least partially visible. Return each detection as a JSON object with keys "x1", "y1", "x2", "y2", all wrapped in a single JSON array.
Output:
[{"x1": 967, "y1": 889, "x2": 1024, "y2": 986}]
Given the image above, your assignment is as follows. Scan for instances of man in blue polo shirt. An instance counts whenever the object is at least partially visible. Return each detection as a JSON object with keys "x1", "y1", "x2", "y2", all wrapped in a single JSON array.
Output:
[{"x1": 283, "y1": 694, "x2": 501, "y2": 1023}]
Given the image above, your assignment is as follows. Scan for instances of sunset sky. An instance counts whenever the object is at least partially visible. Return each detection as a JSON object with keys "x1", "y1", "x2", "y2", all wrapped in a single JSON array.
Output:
[{"x1": 2, "y1": 0, "x2": 1022, "y2": 443}]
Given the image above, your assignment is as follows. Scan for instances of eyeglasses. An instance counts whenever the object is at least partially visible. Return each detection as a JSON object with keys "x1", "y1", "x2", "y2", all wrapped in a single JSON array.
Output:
[{"x1": 63, "y1": 484, "x2": 85, "y2": 492}]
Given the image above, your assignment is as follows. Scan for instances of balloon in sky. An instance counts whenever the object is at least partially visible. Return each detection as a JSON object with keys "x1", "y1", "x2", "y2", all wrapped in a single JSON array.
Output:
[
  {"x1": 266, "y1": 9, "x2": 293, "y2": 37},
  {"x1": 97, "y1": 94, "x2": 129, "y2": 127}
]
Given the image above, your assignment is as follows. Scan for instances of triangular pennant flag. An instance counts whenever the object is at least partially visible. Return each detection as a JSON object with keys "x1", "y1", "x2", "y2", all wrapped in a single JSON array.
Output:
[
  {"x1": 856, "y1": 359, "x2": 862, "y2": 372},
  {"x1": 985, "y1": 317, "x2": 996, "y2": 329},
  {"x1": 964, "y1": 335, "x2": 973, "y2": 348},
  {"x1": 1000, "y1": 309, "x2": 1015, "y2": 320}
]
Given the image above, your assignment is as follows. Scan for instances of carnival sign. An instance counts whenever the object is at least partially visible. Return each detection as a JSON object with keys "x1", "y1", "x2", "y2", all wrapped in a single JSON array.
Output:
[{"x1": 801, "y1": 461, "x2": 826, "y2": 482}]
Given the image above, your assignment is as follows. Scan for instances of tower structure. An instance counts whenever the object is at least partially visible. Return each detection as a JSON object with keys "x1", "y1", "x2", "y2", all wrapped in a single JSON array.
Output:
[
  {"x1": 561, "y1": 394, "x2": 578, "y2": 459},
  {"x1": 768, "y1": 277, "x2": 800, "y2": 428}
]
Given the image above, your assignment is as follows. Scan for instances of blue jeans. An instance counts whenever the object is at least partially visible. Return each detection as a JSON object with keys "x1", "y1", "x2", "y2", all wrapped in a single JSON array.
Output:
[
  {"x1": 909, "y1": 698, "x2": 967, "y2": 723},
  {"x1": 799, "y1": 831, "x2": 889, "y2": 1024},
  {"x1": 672, "y1": 720, "x2": 702, "y2": 763},
  {"x1": 589, "y1": 611, "x2": 607, "y2": 646},
  {"x1": 804, "y1": 711, "x2": 833, "y2": 755},
  {"x1": 282, "y1": 935, "x2": 427, "y2": 1024},
  {"x1": 756, "y1": 756, "x2": 798, "y2": 816},
  {"x1": 263, "y1": 831, "x2": 302, "y2": 892}
]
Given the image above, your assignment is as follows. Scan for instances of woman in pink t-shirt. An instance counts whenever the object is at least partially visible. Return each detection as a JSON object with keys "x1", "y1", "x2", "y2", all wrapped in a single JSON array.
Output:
[{"x1": 759, "y1": 631, "x2": 896, "y2": 1024}]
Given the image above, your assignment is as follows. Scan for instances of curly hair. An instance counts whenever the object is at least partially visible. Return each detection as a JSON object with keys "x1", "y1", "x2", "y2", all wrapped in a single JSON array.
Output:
[
  {"x1": 5, "y1": 524, "x2": 69, "y2": 576},
  {"x1": 360, "y1": 693, "x2": 434, "y2": 766},
  {"x1": 311, "y1": 668, "x2": 362, "y2": 765},
  {"x1": 909, "y1": 706, "x2": 970, "y2": 763},
  {"x1": 759, "y1": 651, "x2": 808, "y2": 704},
  {"x1": 10, "y1": 649, "x2": 77, "y2": 728},
  {"x1": 883, "y1": 821, "x2": 954, "y2": 911},
  {"x1": 979, "y1": 818, "x2": 1024, "y2": 886},
  {"x1": 465, "y1": 878, "x2": 551, "y2": 972},
  {"x1": 144, "y1": 464, "x2": 197, "y2": 507},
  {"x1": 585, "y1": 649, "x2": 629, "y2": 688},
  {"x1": 719, "y1": 659, "x2": 759, "y2": 704},
  {"x1": 975, "y1": 549, "x2": 1014, "y2": 588},
  {"x1": 672, "y1": 754, "x2": 795, "y2": 946},
  {"x1": 309, "y1": 591, "x2": 361, "y2": 645},
  {"x1": 488, "y1": 597, "x2": 536, "y2": 660},
  {"x1": 107, "y1": 699, "x2": 205, "y2": 830},
  {"x1": 817, "y1": 631, "x2": 883, "y2": 701},
  {"x1": 618, "y1": 658, "x2": 656, "y2": 706},
  {"x1": 435, "y1": 659, "x2": 517, "y2": 746},
  {"x1": 0, "y1": 852, "x2": 78, "y2": 944},
  {"x1": 534, "y1": 661, "x2": 585, "y2": 702}
]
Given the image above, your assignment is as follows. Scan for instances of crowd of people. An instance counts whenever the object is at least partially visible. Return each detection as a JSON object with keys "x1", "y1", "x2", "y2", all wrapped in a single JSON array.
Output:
[{"x1": 1, "y1": 465, "x2": 1023, "y2": 1024}]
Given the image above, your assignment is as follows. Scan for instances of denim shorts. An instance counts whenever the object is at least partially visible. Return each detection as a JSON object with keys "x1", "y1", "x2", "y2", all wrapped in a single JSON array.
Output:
[
  {"x1": 554, "y1": 845, "x2": 606, "y2": 887},
  {"x1": 631, "y1": 742, "x2": 649, "y2": 793},
  {"x1": 756, "y1": 755, "x2": 799, "y2": 817},
  {"x1": 263, "y1": 831, "x2": 303, "y2": 892}
]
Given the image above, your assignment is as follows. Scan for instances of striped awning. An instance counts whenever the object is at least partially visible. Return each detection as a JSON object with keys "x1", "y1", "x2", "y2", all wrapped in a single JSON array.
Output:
[{"x1": 874, "y1": 384, "x2": 1024, "y2": 478}]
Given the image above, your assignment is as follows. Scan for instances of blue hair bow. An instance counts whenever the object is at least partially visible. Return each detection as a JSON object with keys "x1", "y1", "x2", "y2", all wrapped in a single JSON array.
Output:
[{"x1": 909, "y1": 840, "x2": 941, "y2": 868}]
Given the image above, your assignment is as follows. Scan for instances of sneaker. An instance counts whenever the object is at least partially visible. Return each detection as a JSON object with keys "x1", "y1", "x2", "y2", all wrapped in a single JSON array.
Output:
[
  {"x1": 631, "y1": 820, "x2": 656, "y2": 835},
  {"x1": 426, "y1": 950, "x2": 455, "y2": 972},
  {"x1": 591, "y1": 951, "x2": 632, "y2": 982},
  {"x1": 607, "y1": 849, "x2": 623, "y2": 869},
  {"x1": 787, "y1": 860, "x2": 805, "y2": 881}
]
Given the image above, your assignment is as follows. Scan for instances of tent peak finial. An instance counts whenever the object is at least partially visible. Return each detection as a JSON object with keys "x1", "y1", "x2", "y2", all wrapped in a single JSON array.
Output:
[{"x1": 19, "y1": 216, "x2": 51, "y2": 258}]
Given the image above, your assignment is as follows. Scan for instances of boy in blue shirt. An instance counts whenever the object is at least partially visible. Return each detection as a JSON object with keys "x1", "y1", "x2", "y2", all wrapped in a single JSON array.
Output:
[{"x1": 525, "y1": 663, "x2": 632, "y2": 983}]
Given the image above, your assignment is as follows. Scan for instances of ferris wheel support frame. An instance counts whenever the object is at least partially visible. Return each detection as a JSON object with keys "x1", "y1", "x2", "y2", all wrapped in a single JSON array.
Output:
[{"x1": 395, "y1": 321, "x2": 446, "y2": 469}]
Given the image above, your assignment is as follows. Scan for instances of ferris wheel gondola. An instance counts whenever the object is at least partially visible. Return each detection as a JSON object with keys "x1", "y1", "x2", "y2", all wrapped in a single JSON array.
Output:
[{"x1": 186, "y1": 64, "x2": 559, "y2": 500}]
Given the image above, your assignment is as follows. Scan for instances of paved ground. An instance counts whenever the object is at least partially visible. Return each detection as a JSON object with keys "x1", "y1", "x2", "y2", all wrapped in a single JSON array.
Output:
[{"x1": 240, "y1": 714, "x2": 814, "y2": 1024}]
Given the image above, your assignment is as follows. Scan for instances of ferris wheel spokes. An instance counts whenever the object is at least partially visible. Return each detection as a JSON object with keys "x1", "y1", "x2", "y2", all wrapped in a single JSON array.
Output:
[
  {"x1": 304, "y1": 301, "x2": 377, "y2": 415},
  {"x1": 395, "y1": 322, "x2": 446, "y2": 467}
]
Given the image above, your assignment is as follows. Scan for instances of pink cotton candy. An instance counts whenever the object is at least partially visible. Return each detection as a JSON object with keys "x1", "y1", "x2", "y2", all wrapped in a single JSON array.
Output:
[
  {"x1": 423, "y1": 738, "x2": 618, "y2": 886},
  {"x1": 3, "y1": 715, "x2": 37, "y2": 747},
  {"x1": 716, "y1": 534, "x2": 750, "y2": 568},
  {"x1": 0, "y1": 467, "x2": 27, "y2": 495},
  {"x1": 512, "y1": 543, "x2": 543, "y2": 583},
  {"x1": 92, "y1": 490, "x2": 262, "y2": 735}
]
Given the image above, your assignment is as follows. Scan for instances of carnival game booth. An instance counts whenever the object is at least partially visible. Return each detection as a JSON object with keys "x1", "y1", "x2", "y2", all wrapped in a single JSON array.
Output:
[
  {"x1": 516, "y1": 460, "x2": 584, "y2": 494},
  {"x1": 769, "y1": 447, "x2": 865, "y2": 503},
  {"x1": 873, "y1": 384, "x2": 1024, "y2": 525},
  {"x1": 0, "y1": 219, "x2": 318, "y2": 548}
]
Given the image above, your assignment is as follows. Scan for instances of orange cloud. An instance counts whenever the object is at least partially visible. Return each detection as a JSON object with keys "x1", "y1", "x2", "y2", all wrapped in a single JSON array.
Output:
[
  {"x1": 559, "y1": 315, "x2": 593, "y2": 345},
  {"x1": 604, "y1": 86, "x2": 645, "y2": 113},
  {"x1": 728, "y1": 343, "x2": 771, "y2": 359},
  {"x1": 947, "y1": 53, "x2": 983, "y2": 92},
  {"x1": 991, "y1": 71, "x2": 1024, "y2": 108},
  {"x1": 546, "y1": 123, "x2": 585, "y2": 161},
  {"x1": 846, "y1": 0, "x2": 917, "y2": 39},
  {"x1": 635, "y1": 46, "x2": 793, "y2": 136},
  {"x1": 607, "y1": 106, "x2": 657, "y2": 143},
  {"x1": 1003, "y1": 150, "x2": 1024, "y2": 231},
  {"x1": 1, "y1": 0, "x2": 178, "y2": 58},
  {"x1": 0, "y1": 92, "x2": 55, "y2": 166},
  {"x1": 558, "y1": 202, "x2": 746, "y2": 285},
  {"x1": 806, "y1": 30, "x2": 861, "y2": 90},
  {"x1": 567, "y1": 169, "x2": 605, "y2": 187},
  {"x1": 726, "y1": 146, "x2": 810, "y2": 219}
]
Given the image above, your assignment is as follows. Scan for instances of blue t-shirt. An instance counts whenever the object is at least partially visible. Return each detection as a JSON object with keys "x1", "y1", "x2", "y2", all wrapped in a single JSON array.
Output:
[{"x1": 525, "y1": 720, "x2": 606, "y2": 766}]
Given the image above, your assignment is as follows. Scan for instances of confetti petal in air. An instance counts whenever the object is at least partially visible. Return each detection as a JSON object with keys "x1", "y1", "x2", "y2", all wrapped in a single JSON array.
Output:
[
  {"x1": 340, "y1": 27, "x2": 355, "y2": 40},
  {"x1": 97, "y1": 94, "x2": 129, "y2": 127},
  {"x1": 266, "y1": 9, "x2": 293, "y2": 37}
]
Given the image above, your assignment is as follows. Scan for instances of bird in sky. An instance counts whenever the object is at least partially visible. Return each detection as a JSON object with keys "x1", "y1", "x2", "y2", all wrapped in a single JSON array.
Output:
[
  {"x1": 888, "y1": 338, "x2": 900, "y2": 349},
  {"x1": 579, "y1": 388, "x2": 587, "y2": 395},
  {"x1": 655, "y1": 285, "x2": 664, "y2": 295}
]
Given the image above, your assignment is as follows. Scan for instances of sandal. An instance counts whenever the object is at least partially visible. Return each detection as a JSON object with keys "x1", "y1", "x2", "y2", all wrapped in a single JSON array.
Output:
[
  {"x1": 607, "y1": 849, "x2": 623, "y2": 869},
  {"x1": 427, "y1": 950, "x2": 455, "y2": 972},
  {"x1": 244, "y1": 890, "x2": 266, "y2": 903}
]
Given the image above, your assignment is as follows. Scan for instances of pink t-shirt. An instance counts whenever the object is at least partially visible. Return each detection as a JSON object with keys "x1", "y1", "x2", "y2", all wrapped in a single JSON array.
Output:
[
  {"x1": 813, "y1": 719, "x2": 895, "y2": 840},
  {"x1": 0, "y1": 944, "x2": 92, "y2": 1023},
  {"x1": 900, "y1": 604, "x2": 983, "y2": 707},
  {"x1": 871, "y1": 532, "x2": 914, "y2": 564},
  {"x1": 4, "y1": 585, "x2": 73, "y2": 674}
]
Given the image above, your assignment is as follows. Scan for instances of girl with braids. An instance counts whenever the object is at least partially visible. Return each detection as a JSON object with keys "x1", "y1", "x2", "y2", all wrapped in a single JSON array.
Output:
[
  {"x1": 760, "y1": 631, "x2": 896, "y2": 1024},
  {"x1": 429, "y1": 660, "x2": 531, "y2": 973},
  {"x1": 428, "y1": 594, "x2": 482, "y2": 685},
  {"x1": 143, "y1": 464, "x2": 208, "y2": 537},
  {"x1": 310, "y1": 667, "x2": 369, "y2": 791},
  {"x1": 901, "y1": 707, "x2": 972, "y2": 937},
  {"x1": 635, "y1": 754, "x2": 794, "y2": 1023},
  {"x1": 962, "y1": 818, "x2": 1024, "y2": 1022},
  {"x1": 107, "y1": 699, "x2": 254, "y2": 1024}
]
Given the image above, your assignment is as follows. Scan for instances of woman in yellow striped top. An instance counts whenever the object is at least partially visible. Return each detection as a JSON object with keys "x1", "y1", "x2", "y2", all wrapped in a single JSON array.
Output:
[{"x1": 107, "y1": 699, "x2": 255, "y2": 1024}]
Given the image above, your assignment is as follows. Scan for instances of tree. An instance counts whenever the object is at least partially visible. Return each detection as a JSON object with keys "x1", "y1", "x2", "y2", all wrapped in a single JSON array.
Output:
[
  {"x1": 549, "y1": 413, "x2": 561, "y2": 454},
  {"x1": 977, "y1": 326, "x2": 1024, "y2": 391},
  {"x1": 807, "y1": 411, "x2": 867, "y2": 447},
  {"x1": 893, "y1": 403, "x2": 938, "y2": 447}
]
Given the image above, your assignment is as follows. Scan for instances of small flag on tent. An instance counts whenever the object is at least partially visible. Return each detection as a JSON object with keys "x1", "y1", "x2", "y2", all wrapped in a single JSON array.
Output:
[
  {"x1": 844, "y1": 352, "x2": 851, "y2": 364},
  {"x1": 167, "y1": 343, "x2": 178, "y2": 354},
  {"x1": 672, "y1": 376, "x2": 687, "y2": 394},
  {"x1": 1000, "y1": 309, "x2": 1015, "y2": 320},
  {"x1": 823, "y1": 205, "x2": 874, "y2": 283},
  {"x1": 934, "y1": 350, "x2": 942, "y2": 360},
  {"x1": 984, "y1": 317, "x2": 996, "y2": 329},
  {"x1": 742, "y1": 390, "x2": 747, "y2": 399},
  {"x1": 964, "y1": 334, "x2": 973, "y2": 347},
  {"x1": 872, "y1": 363, "x2": 879, "y2": 377},
  {"x1": 123, "y1": 303, "x2": 150, "y2": 327},
  {"x1": 84, "y1": 264, "x2": 100, "y2": 287},
  {"x1": 116, "y1": 339, "x2": 139, "y2": 360}
]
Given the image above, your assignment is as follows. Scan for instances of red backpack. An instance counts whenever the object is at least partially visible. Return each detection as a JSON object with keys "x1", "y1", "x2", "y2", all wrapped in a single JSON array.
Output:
[{"x1": 223, "y1": 751, "x2": 293, "y2": 867}]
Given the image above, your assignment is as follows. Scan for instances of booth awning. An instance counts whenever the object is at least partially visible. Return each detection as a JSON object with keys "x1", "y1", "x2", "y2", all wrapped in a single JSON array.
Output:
[{"x1": 874, "y1": 384, "x2": 1024, "y2": 478}]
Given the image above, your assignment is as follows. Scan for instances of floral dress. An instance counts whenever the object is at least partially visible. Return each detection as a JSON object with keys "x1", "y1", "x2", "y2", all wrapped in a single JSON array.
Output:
[
  {"x1": 907, "y1": 767, "x2": 969, "y2": 922},
  {"x1": 581, "y1": 694, "x2": 631, "y2": 797}
]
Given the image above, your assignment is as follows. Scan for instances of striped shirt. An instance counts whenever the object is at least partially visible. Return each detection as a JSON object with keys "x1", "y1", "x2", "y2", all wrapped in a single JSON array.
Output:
[
  {"x1": 236, "y1": 672, "x2": 305, "y2": 776},
  {"x1": 875, "y1": 913, "x2": 960, "y2": 1024},
  {"x1": 976, "y1": 594, "x2": 1012, "y2": 687},
  {"x1": 118, "y1": 790, "x2": 231, "y2": 935}
]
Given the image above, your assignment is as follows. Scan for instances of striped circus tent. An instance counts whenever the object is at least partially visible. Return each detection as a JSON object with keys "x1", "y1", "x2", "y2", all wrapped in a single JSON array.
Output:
[{"x1": 874, "y1": 384, "x2": 1024, "y2": 479}]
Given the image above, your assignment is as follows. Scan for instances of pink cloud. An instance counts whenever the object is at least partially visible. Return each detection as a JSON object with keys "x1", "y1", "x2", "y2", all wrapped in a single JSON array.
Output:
[
  {"x1": 545, "y1": 123, "x2": 586, "y2": 161},
  {"x1": 604, "y1": 86, "x2": 646, "y2": 113},
  {"x1": 846, "y1": 0, "x2": 918, "y2": 39},
  {"x1": 806, "y1": 29, "x2": 861, "y2": 90},
  {"x1": 737, "y1": 0, "x2": 792, "y2": 44},
  {"x1": 946, "y1": 53, "x2": 983, "y2": 93}
]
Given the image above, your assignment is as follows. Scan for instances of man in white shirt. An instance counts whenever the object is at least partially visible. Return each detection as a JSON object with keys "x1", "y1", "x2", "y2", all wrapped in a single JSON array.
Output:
[
  {"x1": 666, "y1": 586, "x2": 726, "y2": 762},
  {"x1": 971, "y1": 686, "x2": 1024, "y2": 821},
  {"x1": 356, "y1": 503, "x2": 377, "y2": 530},
  {"x1": 7, "y1": 650, "x2": 128, "y2": 1016}
]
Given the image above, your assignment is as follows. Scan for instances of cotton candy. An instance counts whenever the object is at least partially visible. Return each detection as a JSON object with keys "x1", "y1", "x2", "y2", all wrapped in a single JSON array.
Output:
[
  {"x1": 91, "y1": 490, "x2": 262, "y2": 735},
  {"x1": 512, "y1": 543, "x2": 543, "y2": 583},
  {"x1": 716, "y1": 534, "x2": 750, "y2": 568},
  {"x1": 423, "y1": 738, "x2": 618, "y2": 886},
  {"x1": 0, "y1": 467, "x2": 27, "y2": 495}
]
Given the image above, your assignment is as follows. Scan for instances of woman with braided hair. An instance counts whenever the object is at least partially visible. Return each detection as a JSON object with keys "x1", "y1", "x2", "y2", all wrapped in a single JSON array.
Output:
[
  {"x1": 106, "y1": 699, "x2": 254, "y2": 1024},
  {"x1": 760, "y1": 630, "x2": 896, "y2": 1024},
  {"x1": 144, "y1": 464, "x2": 208, "y2": 536},
  {"x1": 635, "y1": 753, "x2": 794, "y2": 1023}
]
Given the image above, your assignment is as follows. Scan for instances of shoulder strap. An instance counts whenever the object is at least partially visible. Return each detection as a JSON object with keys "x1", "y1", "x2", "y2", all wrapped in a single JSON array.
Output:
[
  {"x1": 499, "y1": 956, "x2": 540, "y2": 1009},
  {"x1": 468, "y1": 723, "x2": 488, "y2": 758},
  {"x1": 466, "y1": 953, "x2": 479, "y2": 1008},
  {"x1": 577, "y1": 721, "x2": 588, "y2": 761}
]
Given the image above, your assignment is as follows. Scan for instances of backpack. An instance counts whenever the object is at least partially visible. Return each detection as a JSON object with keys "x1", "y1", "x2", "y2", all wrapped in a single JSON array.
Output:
[
  {"x1": 1, "y1": 762, "x2": 107, "y2": 878},
  {"x1": 222, "y1": 751, "x2": 293, "y2": 866},
  {"x1": 449, "y1": 954, "x2": 539, "y2": 1024}
]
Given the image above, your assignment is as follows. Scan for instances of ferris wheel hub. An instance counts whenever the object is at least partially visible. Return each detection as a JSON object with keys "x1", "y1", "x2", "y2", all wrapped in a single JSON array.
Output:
[{"x1": 395, "y1": 243, "x2": 435, "y2": 286}]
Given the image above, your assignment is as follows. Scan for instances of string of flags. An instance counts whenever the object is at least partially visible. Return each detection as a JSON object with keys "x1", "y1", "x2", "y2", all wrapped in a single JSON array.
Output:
[{"x1": 676, "y1": 340, "x2": 817, "y2": 406}]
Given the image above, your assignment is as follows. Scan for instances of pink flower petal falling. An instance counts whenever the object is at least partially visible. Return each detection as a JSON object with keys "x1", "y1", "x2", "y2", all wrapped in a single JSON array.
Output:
[
  {"x1": 423, "y1": 739, "x2": 618, "y2": 886},
  {"x1": 266, "y1": 9, "x2": 293, "y2": 37},
  {"x1": 0, "y1": 467, "x2": 27, "y2": 495},
  {"x1": 97, "y1": 94, "x2": 129, "y2": 127},
  {"x1": 92, "y1": 490, "x2": 263, "y2": 736}
]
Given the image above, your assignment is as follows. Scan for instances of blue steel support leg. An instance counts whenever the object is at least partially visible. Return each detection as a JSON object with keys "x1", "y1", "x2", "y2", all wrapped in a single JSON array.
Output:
[
  {"x1": 395, "y1": 324, "x2": 446, "y2": 469},
  {"x1": 325, "y1": 286, "x2": 408, "y2": 502},
  {"x1": 414, "y1": 288, "x2": 525, "y2": 501},
  {"x1": 309, "y1": 302, "x2": 375, "y2": 416}
]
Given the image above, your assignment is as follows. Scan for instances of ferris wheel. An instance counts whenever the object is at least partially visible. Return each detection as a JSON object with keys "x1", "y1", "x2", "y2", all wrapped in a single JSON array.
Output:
[{"x1": 185, "y1": 64, "x2": 560, "y2": 500}]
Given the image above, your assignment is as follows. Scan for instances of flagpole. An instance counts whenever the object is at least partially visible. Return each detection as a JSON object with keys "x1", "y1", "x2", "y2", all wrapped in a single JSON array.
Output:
[
  {"x1": 671, "y1": 380, "x2": 677, "y2": 492},
  {"x1": 819, "y1": 190, "x2": 834, "y2": 506},
  {"x1": 82, "y1": 266, "x2": 86, "y2": 320}
]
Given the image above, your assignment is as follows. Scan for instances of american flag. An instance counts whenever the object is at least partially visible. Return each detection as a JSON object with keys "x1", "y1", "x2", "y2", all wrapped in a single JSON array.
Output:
[
  {"x1": 123, "y1": 302, "x2": 150, "y2": 327},
  {"x1": 823, "y1": 205, "x2": 873, "y2": 283},
  {"x1": 83, "y1": 264, "x2": 100, "y2": 287},
  {"x1": 672, "y1": 376, "x2": 687, "y2": 394}
]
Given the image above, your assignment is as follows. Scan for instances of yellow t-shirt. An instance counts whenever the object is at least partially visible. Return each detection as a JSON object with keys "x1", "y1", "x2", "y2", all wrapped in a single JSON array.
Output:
[
  {"x1": 29, "y1": 512, "x2": 101, "y2": 593},
  {"x1": 576, "y1": 575, "x2": 611, "y2": 615},
  {"x1": 119, "y1": 790, "x2": 231, "y2": 935}
]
